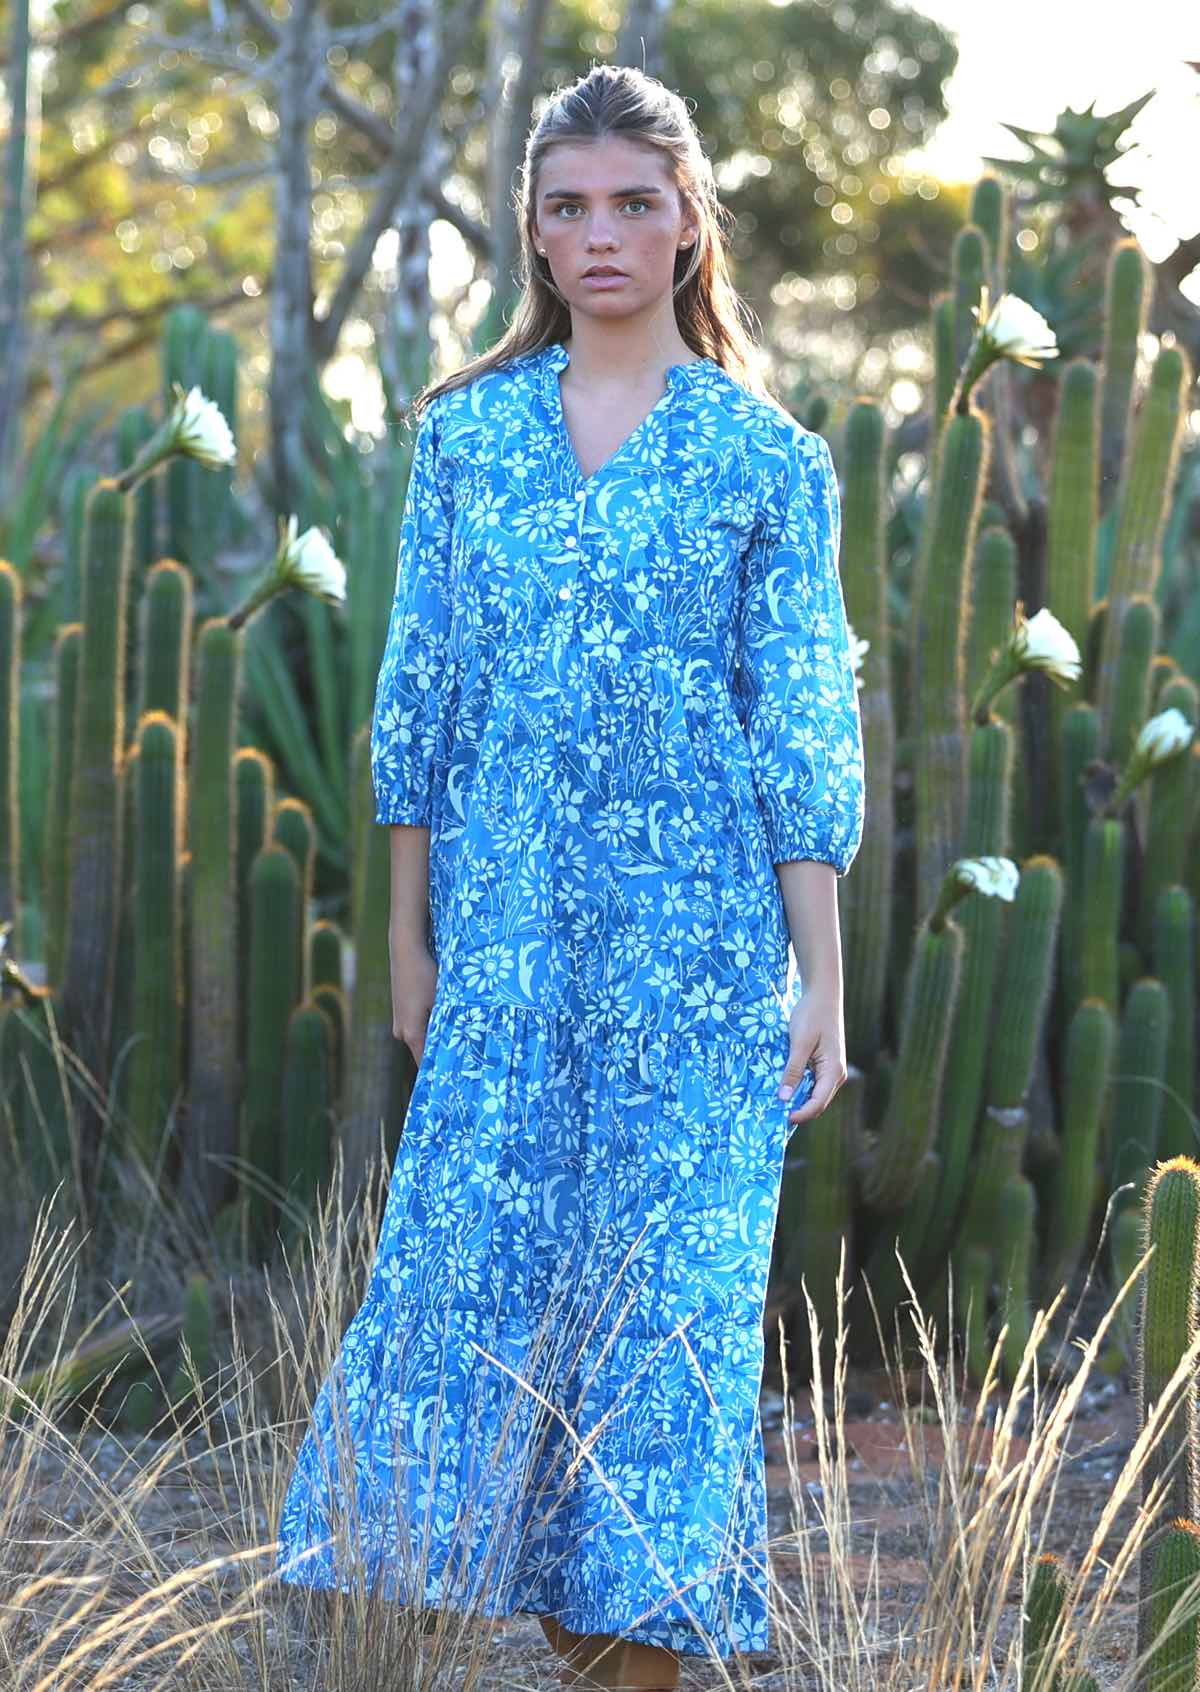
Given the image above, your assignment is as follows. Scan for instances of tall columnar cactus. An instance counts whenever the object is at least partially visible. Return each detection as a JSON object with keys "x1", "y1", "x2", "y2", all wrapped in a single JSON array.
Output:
[
  {"x1": 0, "y1": 561, "x2": 21, "y2": 957},
  {"x1": 1108, "y1": 977, "x2": 1171, "y2": 1207},
  {"x1": 1152, "y1": 886, "x2": 1197, "y2": 1163},
  {"x1": 242, "y1": 842, "x2": 302, "y2": 1254},
  {"x1": 1079, "y1": 817, "x2": 1123, "y2": 1013},
  {"x1": 136, "y1": 561, "x2": 192, "y2": 728},
  {"x1": 1140, "y1": 677, "x2": 1199, "y2": 957},
  {"x1": 312, "y1": 982, "x2": 348, "y2": 1112},
  {"x1": 1057, "y1": 703, "x2": 1101, "y2": 1017},
  {"x1": 910, "y1": 407, "x2": 992, "y2": 918},
  {"x1": 1094, "y1": 344, "x2": 1188, "y2": 748},
  {"x1": 117, "y1": 405, "x2": 160, "y2": 574},
  {"x1": 111, "y1": 736, "x2": 139, "y2": 1104},
  {"x1": 186, "y1": 619, "x2": 242, "y2": 1215},
  {"x1": 1108, "y1": 594, "x2": 1158, "y2": 773},
  {"x1": 1022, "y1": 1552, "x2": 1071, "y2": 1692},
  {"x1": 309, "y1": 918, "x2": 345, "y2": 994},
  {"x1": 1136, "y1": 1157, "x2": 1200, "y2": 1675},
  {"x1": 857, "y1": 912, "x2": 965, "y2": 1213},
  {"x1": 839, "y1": 399, "x2": 894, "y2": 1071},
  {"x1": 914, "y1": 724, "x2": 1015, "y2": 1284},
  {"x1": 44, "y1": 624, "x2": 82, "y2": 988},
  {"x1": 986, "y1": 857, "x2": 1064, "y2": 1111},
  {"x1": 794, "y1": 1067, "x2": 862, "y2": 1358},
  {"x1": 61, "y1": 481, "x2": 132, "y2": 1100},
  {"x1": 996, "y1": 1172, "x2": 1036, "y2": 1385},
  {"x1": 162, "y1": 304, "x2": 238, "y2": 573},
  {"x1": 127, "y1": 712, "x2": 183, "y2": 1166},
  {"x1": 1143, "y1": 1519, "x2": 1200, "y2": 1692},
  {"x1": 1043, "y1": 359, "x2": 1098, "y2": 808},
  {"x1": 342, "y1": 724, "x2": 401, "y2": 1195},
  {"x1": 202, "y1": 327, "x2": 238, "y2": 555},
  {"x1": 233, "y1": 747, "x2": 274, "y2": 1072},
  {"x1": 273, "y1": 796, "x2": 316, "y2": 1003},
  {"x1": 1098, "y1": 240, "x2": 1149, "y2": 498},
  {"x1": 950, "y1": 1103, "x2": 1027, "y2": 1379},
  {"x1": 1041, "y1": 998, "x2": 1116, "y2": 1300},
  {"x1": 281, "y1": 1000, "x2": 335, "y2": 1228}
]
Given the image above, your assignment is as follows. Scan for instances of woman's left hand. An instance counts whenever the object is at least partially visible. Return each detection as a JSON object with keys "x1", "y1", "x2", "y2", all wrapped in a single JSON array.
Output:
[{"x1": 777, "y1": 989, "x2": 848, "y2": 1125}]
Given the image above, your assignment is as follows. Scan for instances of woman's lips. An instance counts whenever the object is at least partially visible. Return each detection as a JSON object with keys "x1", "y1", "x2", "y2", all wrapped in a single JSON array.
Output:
[{"x1": 582, "y1": 271, "x2": 628, "y2": 287}]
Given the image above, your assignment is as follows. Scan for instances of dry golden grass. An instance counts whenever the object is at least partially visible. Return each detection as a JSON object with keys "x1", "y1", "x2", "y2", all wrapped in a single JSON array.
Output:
[{"x1": 1, "y1": 1129, "x2": 1199, "y2": 1690}]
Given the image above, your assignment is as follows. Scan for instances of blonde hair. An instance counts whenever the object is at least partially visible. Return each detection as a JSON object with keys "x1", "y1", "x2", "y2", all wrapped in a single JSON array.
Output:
[{"x1": 409, "y1": 62, "x2": 775, "y2": 422}]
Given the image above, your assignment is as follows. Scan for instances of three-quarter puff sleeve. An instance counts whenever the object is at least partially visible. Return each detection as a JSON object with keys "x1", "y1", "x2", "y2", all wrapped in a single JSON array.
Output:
[
  {"x1": 731, "y1": 428, "x2": 866, "y2": 876},
  {"x1": 370, "y1": 395, "x2": 455, "y2": 826}
]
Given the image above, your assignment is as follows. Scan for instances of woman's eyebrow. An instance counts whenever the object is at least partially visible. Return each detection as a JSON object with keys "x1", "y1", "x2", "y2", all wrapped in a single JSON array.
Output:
[{"x1": 541, "y1": 185, "x2": 664, "y2": 201}]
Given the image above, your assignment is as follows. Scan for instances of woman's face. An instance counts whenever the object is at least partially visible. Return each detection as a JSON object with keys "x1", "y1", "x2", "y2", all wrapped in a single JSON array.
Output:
[{"x1": 531, "y1": 135, "x2": 698, "y2": 324}]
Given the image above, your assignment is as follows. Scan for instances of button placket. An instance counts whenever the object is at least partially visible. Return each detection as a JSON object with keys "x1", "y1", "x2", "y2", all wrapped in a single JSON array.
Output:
[{"x1": 556, "y1": 485, "x2": 587, "y2": 603}]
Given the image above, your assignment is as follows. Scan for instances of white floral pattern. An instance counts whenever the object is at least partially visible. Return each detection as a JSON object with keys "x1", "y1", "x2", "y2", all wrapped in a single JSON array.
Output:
[{"x1": 275, "y1": 340, "x2": 866, "y2": 1658}]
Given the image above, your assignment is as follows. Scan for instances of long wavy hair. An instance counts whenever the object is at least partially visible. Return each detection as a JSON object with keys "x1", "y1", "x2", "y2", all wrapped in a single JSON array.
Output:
[{"x1": 409, "y1": 62, "x2": 776, "y2": 423}]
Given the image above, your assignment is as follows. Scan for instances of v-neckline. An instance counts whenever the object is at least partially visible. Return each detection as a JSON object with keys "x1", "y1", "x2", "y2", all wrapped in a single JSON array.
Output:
[{"x1": 542, "y1": 340, "x2": 710, "y2": 490}]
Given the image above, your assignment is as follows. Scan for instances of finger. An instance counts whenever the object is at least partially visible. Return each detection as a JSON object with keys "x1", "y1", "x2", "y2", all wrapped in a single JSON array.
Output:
[
  {"x1": 777, "y1": 1051, "x2": 815, "y2": 1113},
  {"x1": 788, "y1": 1066, "x2": 840, "y2": 1124}
]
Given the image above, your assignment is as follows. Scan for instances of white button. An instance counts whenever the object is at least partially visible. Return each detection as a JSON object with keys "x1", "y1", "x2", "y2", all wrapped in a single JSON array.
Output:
[
  {"x1": 558, "y1": 585, "x2": 572, "y2": 600},
  {"x1": 564, "y1": 535, "x2": 578, "y2": 548}
]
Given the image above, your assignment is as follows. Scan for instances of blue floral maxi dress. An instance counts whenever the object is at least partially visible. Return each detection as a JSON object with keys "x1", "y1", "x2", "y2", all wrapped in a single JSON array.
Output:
[{"x1": 275, "y1": 340, "x2": 866, "y2": 1658}]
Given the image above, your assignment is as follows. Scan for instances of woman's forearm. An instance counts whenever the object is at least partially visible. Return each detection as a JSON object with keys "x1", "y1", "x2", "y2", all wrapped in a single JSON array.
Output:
[
  {"x1": 388, "y1": 823, "x2": 433, "y2": 954},
  {"x1": 775, "y1": 858, "x2": 843, "y2": 995}
]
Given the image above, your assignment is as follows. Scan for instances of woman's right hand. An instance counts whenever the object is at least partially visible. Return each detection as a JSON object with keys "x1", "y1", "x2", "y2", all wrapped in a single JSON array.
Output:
[{"x1": 389, "y1": 931, "x2": 438, "y2": 1068}]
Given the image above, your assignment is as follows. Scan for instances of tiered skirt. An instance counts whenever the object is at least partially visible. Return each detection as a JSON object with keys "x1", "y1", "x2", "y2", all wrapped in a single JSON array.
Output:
[{"x1": 275, "y1": 988, "x2": 795, "y2": 1658}]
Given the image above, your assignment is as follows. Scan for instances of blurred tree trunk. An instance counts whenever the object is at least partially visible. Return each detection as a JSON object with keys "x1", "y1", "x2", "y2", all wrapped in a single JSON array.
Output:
[
  {"x1": 378, "y1": 1, "x2": 442, "y2": 413},
  {"x1": 237, "y1": 0, "x2": 485, "y2": 512},
  {"x1": 483, "y1": 0, "x2": 552, "y2": 334},
  {"x1": 0, "y1": 0, "x2": 34, "y2": 501},
  {"x1": 268, "y1": 0, "x2": 321, "y2": 520}
]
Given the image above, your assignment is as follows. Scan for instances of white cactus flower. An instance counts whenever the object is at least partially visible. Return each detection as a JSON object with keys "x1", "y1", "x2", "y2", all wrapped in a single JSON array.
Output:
[
  {"x1": 976, "y1": 292, "x2": 1059, "y2": 366},
  {"x1": 955, "y1": 856, "x2": 1020, "y2": 902},
  {"x1": 1012, "y1": 606, "x2": 1082, "y2": 685},
  {"x1": 167, "y1": 383, "x2": 236, "y2": 469},
  {"x1": 1135, "y1": 706, "x2": 1194, "y2": 768},
  {"x1": 278, "y1": 515, "x2": 347, "y2": 604},
  {"x1": 847, "y1": 621, "x2": 870, "y2": 690}
]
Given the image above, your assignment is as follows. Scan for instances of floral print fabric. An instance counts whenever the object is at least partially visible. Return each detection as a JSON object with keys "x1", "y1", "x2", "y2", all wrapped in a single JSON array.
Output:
[{"x1": 275, "y1": 339, "x2": 866, "y2": 1658}]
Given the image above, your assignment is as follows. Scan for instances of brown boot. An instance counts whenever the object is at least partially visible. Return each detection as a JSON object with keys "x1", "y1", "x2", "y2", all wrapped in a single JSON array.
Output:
[{"x1": 538, "y1": 1614, "x2": 681, "y2": 1690}]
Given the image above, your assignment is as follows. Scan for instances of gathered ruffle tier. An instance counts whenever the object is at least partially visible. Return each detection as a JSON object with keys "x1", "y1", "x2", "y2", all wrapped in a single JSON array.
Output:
[{"x1": 275, "y1": 991, "x2": 795, "y2": 1658}]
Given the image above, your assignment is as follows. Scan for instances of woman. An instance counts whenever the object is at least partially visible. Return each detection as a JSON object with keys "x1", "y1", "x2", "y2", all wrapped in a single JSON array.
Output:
[{"x1": 276, "y1": 61, "x2": 865, "y2": 1692}]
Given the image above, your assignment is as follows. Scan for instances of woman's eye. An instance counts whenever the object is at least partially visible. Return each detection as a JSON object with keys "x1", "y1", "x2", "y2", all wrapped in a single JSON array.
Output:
[{"x1": 555, "y1": 199, "x2": 650, "y2": 217}]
